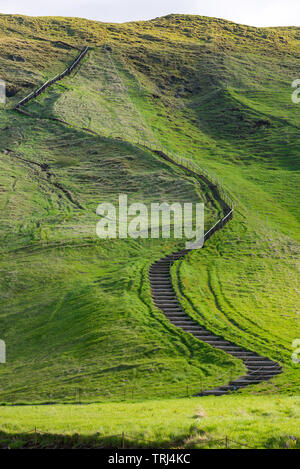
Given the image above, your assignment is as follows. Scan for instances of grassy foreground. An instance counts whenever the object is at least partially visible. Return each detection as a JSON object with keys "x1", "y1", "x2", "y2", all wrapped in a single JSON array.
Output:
[{"x1": 0, "y1": 395, "x2": 299, "y2": 449}]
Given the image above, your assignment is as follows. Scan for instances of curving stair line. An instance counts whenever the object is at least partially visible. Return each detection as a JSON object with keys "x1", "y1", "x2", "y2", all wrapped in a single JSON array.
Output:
[
  {"x1": 13, "y1": 44, "x2": 282, "y2": 396},
  {"x1": 149, "y1": 151, "x2": 282, "y2": 396}
]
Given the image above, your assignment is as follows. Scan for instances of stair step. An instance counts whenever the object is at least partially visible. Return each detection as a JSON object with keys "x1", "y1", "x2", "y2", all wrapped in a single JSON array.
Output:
[
  {"x1": 155, "y1": 305, "x2": 180, "y2": 309},
  {"x1": 247, "y1": 366, "x2": 281, "y2": 371},
  {"x1": 164, "y1": 312, "x2": 186, "y2": 316},
  {"x1": 218, "y1": 385, "x2": 238, "y2": 391},
  {"x1": 154, "y1": 299, "x2": 177, "y2": 303},
  {"x1": 166, "y1": 318, "x2": 187, "y2": 321},
  {"x1": 167, "y1": 318, "x2": 187, "y2": 321},
  {"x1": 150, "y1": 281, "x2": 172, "y2": 284},
  {"x1": 247, "y1": 373, "x2": 276, "y2": 381},
  {"x1": 149, "y1": 275, "x2": 170, "y2": 279},
  {"x1": 199, "y1": 390, "x2": 227, "y2": 396},
  {"x1": 169, "y1": 319, "x2": 196, "y2": 324},
  {"x1": 150, "y1": 273, "x2": 170, "y2": 276},
  {"x1": 153, "y1": 292, "x2": 178, "y2": 301},
  {"x1": 174, "y1": 317, "x2": 198, "y2": 327},
  {"x1": 230, "y1": 379, "x2": 264, "y2": 385},
  {"x1": 219, "y1": 385, "x2": 236, "y2": 390},
  {"x1": 191, "y1": 331, "x2": 215, "y2": 336},
  {"x1": 151, "y1": 284, "x2": 173, "y2": 287},
  {"x1": 171, "y1": 323, "x2": 197, "y2": 328},
  {"x1": 150, "y1": 281, "x2": 172, "y2": 285},
  {"x1": 193, "y1": 335, "x2": 223, "y2": 340},
  {"x1": 160, "y1": 310, "x2": 185, "y2": 314},
  {"x1": 180, "y1": 326, "x2": 202, "y2": 330},
  {"x1": 153, "y1": 290, "x2": 174, "y2": 293},
  {"x1": 152, "y1": 290, "x2": 172, "y2": 299},
  {"x1": 149, "y1": 270, "x2": 171, "y2": 278},
  {"x1": 243, "y1": 359, "x2": 274, "y2": 364},
  {"x1": 150, "y1": 269, "x2": 170, "y2": 272},
  {"x1": 214, "y1": 345, "x2": 243, "y2": 351},
  {"x1": 152, "y1": 292, "x2": 174, "y2": 295},
  {"x1": 157, "y1": 260, "x2": 171, "y2": 263},
  {"x1": 155, "y1": 301, "x2": 178, "y2": 305},
  {"x1": 154, "y1": 300, "x2": 179, "y2": 304},
  {"x1": 150, "y1": 277, "x2": 170, "y2": 280},
  {"x1": 202, "y1": 341, "x2": 231, "y2": 346},
  {"x1": 229, "y1": 352, "x2": 256, "y2": 357},
  {"x1": 164, "y1": 313, "x2": 187, "y2": 317}
]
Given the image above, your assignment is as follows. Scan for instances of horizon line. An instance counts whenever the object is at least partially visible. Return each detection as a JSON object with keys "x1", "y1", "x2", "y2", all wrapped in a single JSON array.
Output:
[{"x1": 0, "y1": 11, "x2": 299, "y2": 29}]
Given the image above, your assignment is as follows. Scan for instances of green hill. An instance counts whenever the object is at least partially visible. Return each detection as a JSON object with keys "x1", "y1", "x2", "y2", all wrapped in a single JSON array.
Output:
[{"x1": 0, "y1": 13, "x2": 299, "y2": 406}]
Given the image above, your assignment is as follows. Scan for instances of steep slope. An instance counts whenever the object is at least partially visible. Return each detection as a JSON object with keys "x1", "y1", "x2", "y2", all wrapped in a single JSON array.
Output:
[
  {"x1": 0, "y1": 13, "x2": 299, "y2": 400},
  {"x1": 1, "y1": 106, "x2": 246, "y2": 402}
]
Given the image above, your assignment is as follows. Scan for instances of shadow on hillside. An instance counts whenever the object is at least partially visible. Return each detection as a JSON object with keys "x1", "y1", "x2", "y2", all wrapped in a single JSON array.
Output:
[
  {"x1": 0, "y1": 430, "x2": 136, "y2": 449},
  {"x1": 1, "y1": 430, "x2": 297, "y2": 449},
  {"x1": 0, "y1": 430, "x2": 190, "y2": 449}
]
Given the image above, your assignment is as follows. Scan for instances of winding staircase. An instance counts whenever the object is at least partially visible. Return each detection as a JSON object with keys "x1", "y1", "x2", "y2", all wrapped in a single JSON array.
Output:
[{"x1": 149, "y1": 159, "x2": 282, "y2": 395}]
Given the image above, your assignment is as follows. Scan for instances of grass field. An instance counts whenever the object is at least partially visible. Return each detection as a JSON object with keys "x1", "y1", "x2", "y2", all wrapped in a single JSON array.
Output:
[
  {"x1": 0, "y1": 395, "x2": 299, "y2": 449},
  {"x1": 0, "y1": 12, "x2": 299, "y2": 447}
]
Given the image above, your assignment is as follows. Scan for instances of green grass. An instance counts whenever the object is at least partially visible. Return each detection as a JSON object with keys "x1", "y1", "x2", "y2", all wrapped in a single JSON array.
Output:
[
  {"x1": 0, "y1": 10, "x2": 299, "y2": 423},
  {"x1": 0, "y1": 108, "x2": 241, "y2": 403},
  {"x1": 0, "y1": 395, "x2": 299, "y2": 448}
]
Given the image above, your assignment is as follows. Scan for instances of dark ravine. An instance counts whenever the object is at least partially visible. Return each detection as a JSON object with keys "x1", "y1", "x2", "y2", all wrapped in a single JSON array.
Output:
[
  {"x1": 149, "y1": 152, "x2": 282, "y2": 396},
  {"x1": 12, "y1": 45, "x2": 282, "y2": 396}
]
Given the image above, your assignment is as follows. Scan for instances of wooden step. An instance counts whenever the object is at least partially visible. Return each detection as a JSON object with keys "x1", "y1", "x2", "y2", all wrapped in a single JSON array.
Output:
[
  {"x1": 198, "y1": 390, "x2": 227, "y2": 396},
  {"x1": 230, "y1": 379, "x2": 265, "y2": 386}
]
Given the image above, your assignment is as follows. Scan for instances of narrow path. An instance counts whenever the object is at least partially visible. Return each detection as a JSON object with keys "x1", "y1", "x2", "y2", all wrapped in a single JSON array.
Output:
[
  {"x1": 13, "y1": 46, "x2": 282, "y2": 395},
  {"x1": 149, "y1": 152, "x2": 282, "y2": 396}
]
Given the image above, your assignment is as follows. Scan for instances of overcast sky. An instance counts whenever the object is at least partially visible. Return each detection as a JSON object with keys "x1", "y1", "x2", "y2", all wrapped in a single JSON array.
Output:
[{"x1": 0, "y1": 0, "x2": 299, "y2": 27}]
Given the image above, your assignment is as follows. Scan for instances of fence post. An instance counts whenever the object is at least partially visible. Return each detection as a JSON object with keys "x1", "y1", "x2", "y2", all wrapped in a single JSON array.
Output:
[
  {"x1": 122, "y1": 432, "x2": 125, "y2": 449},
  {"x1": 225, "y1": 435, "x2": 229, "y2": 448},
  {"x1": 34, "y1": 427, "x2": 37, "y2": 446}
]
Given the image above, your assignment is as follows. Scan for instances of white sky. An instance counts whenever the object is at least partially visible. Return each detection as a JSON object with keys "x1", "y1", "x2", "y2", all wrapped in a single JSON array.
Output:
[{"x1": 0, "y1": 0, "x2": 299, "y2": 27}]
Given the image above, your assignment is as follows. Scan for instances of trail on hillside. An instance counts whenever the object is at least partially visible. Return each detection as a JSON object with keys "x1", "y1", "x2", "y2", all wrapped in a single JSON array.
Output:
[{"x1": 13, "y1": 45, "x2": 282, "y2": 396}]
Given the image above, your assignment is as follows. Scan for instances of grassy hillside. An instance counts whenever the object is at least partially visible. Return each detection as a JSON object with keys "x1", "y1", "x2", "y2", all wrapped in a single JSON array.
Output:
[
  {"x1": 0, "y1": 396, "x2": 299, "y2": 449},
  {"x1": 0, "y1": 12, "x2": 299, "y2": 405},
  {"x1": 0, "y1": 108, "x2": 240, "y2": 402}
]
